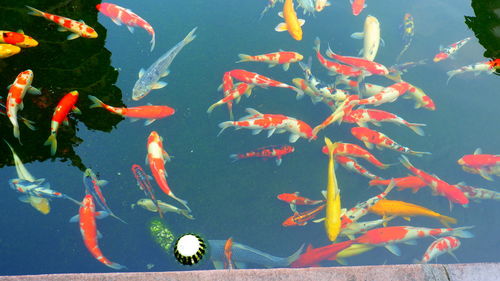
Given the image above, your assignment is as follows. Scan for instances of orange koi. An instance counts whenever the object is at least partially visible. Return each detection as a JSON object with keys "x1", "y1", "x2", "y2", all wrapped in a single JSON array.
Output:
[
  {"x1": 224, "y1": 237, "x2": 235, "y2": 269},
  {"x1": 322, "y1": 142, "x2": 390, "y2": 169},
  {"x1": 0, "y1": 30, "x2": 38, "y2": 48},
  {"x1": 237, "y1": 51, "x2": 303, "y2": 71},
  {"x1": 369, "y1": 176, "x2": 427, "y2": 193},
  {"x1": 275, "y1": 0, "x2": 305, "y2": 41}
]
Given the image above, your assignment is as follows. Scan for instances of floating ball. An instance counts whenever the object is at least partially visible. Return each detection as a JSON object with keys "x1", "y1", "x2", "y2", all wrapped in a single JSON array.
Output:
[{"x1": 174, "y1": 233, "x2": 207, "y2": 265}]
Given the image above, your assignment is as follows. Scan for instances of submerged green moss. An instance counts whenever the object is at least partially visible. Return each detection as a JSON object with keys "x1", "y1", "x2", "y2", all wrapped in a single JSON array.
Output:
[{"x1": 149, "y1": 218, "x2": 175, "y2": 253}]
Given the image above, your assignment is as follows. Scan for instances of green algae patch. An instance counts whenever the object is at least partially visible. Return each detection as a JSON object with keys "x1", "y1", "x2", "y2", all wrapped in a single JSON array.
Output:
[{"x1": 149, "y1": 218, "x2": 176, "y2": 253}]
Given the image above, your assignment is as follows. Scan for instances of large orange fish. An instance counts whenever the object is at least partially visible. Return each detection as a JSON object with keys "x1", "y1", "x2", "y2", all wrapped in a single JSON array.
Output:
[{"x1": 275, "y1": 0, "x2": 305, "y2": 41}]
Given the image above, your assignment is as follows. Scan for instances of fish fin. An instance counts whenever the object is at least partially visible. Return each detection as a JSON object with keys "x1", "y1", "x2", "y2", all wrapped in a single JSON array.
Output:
[
  {"x1": 139, "y1": 68, "x2": 145, "y2": 78},
  {"x1": 107, "y1": 262, "x2": 127, "y2": 270},
  {"x1": 144, "y1": 119, "x2": 156, "y2": 126},
  {"x1": 473, "y1": 148, "x2": 482, "y2": 155},
  {"x1": 44, "y1": 134, "x2": 57, "y2": 156},
  {"x1": 380, "y1": 38, "x2": 385, "y2": 47},
  {"x1": 336, "y1": 258, "x2": 348, "y2": 265},
  {"x1": 217, "y1": 121, "x2": 234, "y2": 136},
  {"x1": 363, "y1": 141, "x2": 374, "y2": 150},
  {"x1": 72, "y1": 106, "x2": 81, "y2": 114},
  {"x1": 283, "y1": 63, "x2": 290, "y2": 71},
  {"x1": 229, "y1": 154, "x2": 240, "y2": 162},
  {"x1": 97, "y1": 180, "x2": 108, "y2": 186},
  {"x1": 111, "y1": 18, "x2": 122, "y2": 26},
  {"x1": 97, "y1": 230, "x2": 103, "y2": 239},
  {"x1": 289, "y1": 134, "x2": 300, "y2": 143},
  {"x1": 206, "y1": 103, "x2": 219, "y2": 114},
  {"x1": 268, "y1": 63, "x2": 278, "y2": 68},
  {"x1": 407, "y1": 123, "x2": 426, "y2": 136},
  {"x1": 28, "y1": 87, "x2": 41, "y2": 95},
  {"x1": 479, "y1": 168, "x2": 493, "y2": 181},
  {"x1": 275, "y1": 22, "x2": 288, "y2": 32},
  {"x1": 94, "y1": 211, "x2": 110, "y2": 219},
  {"x1": 127, "y1": 26, "x2": 134, "y2": 33},
  {"x1": 450, "y1": 226, "x2": 474, "y2": 238},
  {"x1": 278, "y1": 12, "x2": 284, "y2": 18},
  {"x1": 22, "y1": 118, "x2": 36, "y2": 131},
  {"x1": 236, "y1": 54, "x2": 251, "y2": 63},
  {"x1": 287, "y1": 243, "x2": 306, "y2": 265},
  {"x1": 350, "y1": 32, "x2": 364, "y2": 39},
  {"x1": 152, "y1": 81, "x2": 167, "y2": 90},
  {"x1": 67, "y1": 33, "x2": 80, "y2": 40},
  {"x1": 448, "y1": 251, "x2": 460, "y2": 263},
  {"x1": 18, "y1": 195, "x2": 31, "y2": 203},
  {"x1": 403, "y1": 240, "x2": 417, "y2": 246},
  {"x1": 298, "y1": 19, "x2": 305, "y2": 26},
  {"x1": 252, "y1": 129, "x2": 263, "y2": 135},
  {"x1": 399, "y1": 155, "x2": 414, "y2": 170},
  {"x1": 384, "y1": 244, "x2": 401, "y2": 256},
  {"x1": 244, "y1": 107, "x2": 263, "y2": 117},
  {"x1": 57, "y1": 26, "x2": 68, "y2": 32},
  {"x1": 150, "y1": 34, "x2": 155, "y2": 52},
  {"x1": 276, "y1": 157, "x2": 282, "y2": 166},
  {"x1": 235, "y1": 96, "x2": 241, "y2": 104},
  {"x1": 69, "y1": 214, "x2": 79, "y2": 223},
  {"x1": 267, "y1": 128, "x2": 277, "y2": 138},
  {"x1": 289, "y1": 203, "x2": 297, "y2": 212},
  {"x1": 88, "y1": 95, "x2": 104, "y2": 108},
  {"x1": 26, "y1": 6, "x2": 44, "y2": 17},
  {"x1": 403, "y1": 216, "x2": 411, "y2": 221},
  {"x1": 160, "y1": 70, "x2": 170, "y2": 78}
]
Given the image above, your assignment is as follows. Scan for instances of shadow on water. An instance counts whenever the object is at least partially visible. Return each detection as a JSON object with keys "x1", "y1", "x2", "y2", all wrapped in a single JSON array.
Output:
[
  {"x1": 465, "y1": 0, "x2": 500, "y2": 74},
  {"x1": 0, "y1": 0, "x2": 122, "y2": 170}
]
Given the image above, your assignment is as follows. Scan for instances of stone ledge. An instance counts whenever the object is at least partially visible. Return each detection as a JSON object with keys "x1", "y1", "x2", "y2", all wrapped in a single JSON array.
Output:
[{"x1": 0, "y1": 263, "x2": 498, "y2": 281}]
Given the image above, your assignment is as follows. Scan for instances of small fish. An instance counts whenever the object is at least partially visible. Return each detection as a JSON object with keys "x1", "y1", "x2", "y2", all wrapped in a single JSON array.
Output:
[
  {"x1": 207, "y1": 83, "x2": 254, "y2": 114},
  {"x1": 230, "y1": 145, "x2": 294, "y2": 166},
  {"x1": 226, "y1": 69, "x2": 303, "y2": 98},
  {"x1": 96, "y1": 3, "x2": 156, "y2": 51},
  {"x1": 44, "y1": 91, "x2": 80, "y2": 156},
  {"x1": 369, "y1": 176, "x2": 427, "y2": 193},
  {"x1": 0, "y1": 30, "x2": 38, "y2": 48},
  {"x1": 275, "y1": 0, "x2": 305, "y2": 41},
  {"x1": 314, "y1": 0, "x2": 331, "y2": 12},
  {"x1": 335, "y1": 155, "x2": 381, "y2": 180},
  {"x1": 433, "y1": 37, "x2": 471, "y2": 62},
  {"x1": 297, "y1": 0, "x2": 315, "y2": 15},
  {"x1": 132, "y1": 27, "x2": 196, "y2": 101},
  {"x1": 9, "y1": 178, "x2": 80, "y2": 205},
  {"x1": 26, "y1": 6, "x2": 98, "y2": 40},
  {"x1": 357, "y1": 82, "x2": 411, "y2": 106},
  {"x1": 88, "y1": 95, "x2": 175, "y2": 126},
  {"x1": 350, "y1": 0, "x2": 367, "y2": 16},
  {"x1": 350, "y1": 15, "x2": 381, "y2": 61},
  {"x1": 314, "y1": 38, "x2": 364, "y2": 77},
  {"x1": 326, "y1": 44, "x2": 389, "y2": 75},
  {"x1": 290, "y1": 241, "x2": 354, "y2": 268},
  {"x1": 396, "y1": 14, "x2": 414, "y2": 62},
  {"x1": 131, "y1": 164, "x2": 163, "y2": 218},
  {"x1": 277, "y1": 192, "x2": 325, "y2": 211},
  {"x1": 418, "y1": 236, "x2": 461, "y2": 264},
  {"x1": 447, "y1": 59, "x2": 500, "y2": 84},
  {"x1": 237, "y1": 51, "x2": 303, "y2": 71},
  {"x1": 0, "y1": 44, "x2": 21, "y2": 58},
  {"x1": 224, "y1": 237, "x2": 235, "y2": 269},
  {"x1": 322, "y1": 142, "x2": 391, "y2": 169},
  {"x1": 136, "y1": 198, "x2": 194, "y2": 219},
  {"x1": 282, "y1": 204, "x2": 326, "y2": 226}
]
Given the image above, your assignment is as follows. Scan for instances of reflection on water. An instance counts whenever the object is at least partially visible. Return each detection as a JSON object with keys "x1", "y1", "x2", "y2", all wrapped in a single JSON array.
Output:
[{"x1": 465, "y1": 0, "x2": 500, "y2": 62}]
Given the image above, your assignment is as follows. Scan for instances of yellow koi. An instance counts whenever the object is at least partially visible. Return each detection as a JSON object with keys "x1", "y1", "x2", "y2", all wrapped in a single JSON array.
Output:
[
  {"x1": 274, "y1": 0, "x2": 305, "y2": 41},
  {"x1": 324, "y1": 137, "x2": 341, "y2": 241},
  {"x1": 335, "y1": 244, "x2": 375, "y2": 265}
]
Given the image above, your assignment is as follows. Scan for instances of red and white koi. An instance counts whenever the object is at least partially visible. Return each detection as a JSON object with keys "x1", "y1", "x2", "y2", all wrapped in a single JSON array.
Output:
[
  {"x1": 456, "y1": 184, "x2": 500, "y2": 202},
  {"x1": 312, "y1": 95, "x2": 360, "y2": 136},
  {"x1": 6, "y1": 70, "x2": 40, "y2": 143},
  {"x1": 335, "y1": 155, "x2": 381, "y2": 180},
  {"x1": 88, "y1": 95, "x2": 175, "y2": 125},
  {"x1": 326, "y1": 45, "x2": 389, "y2": 75},
  {"x1": 219, "y1": 72, "x2": 235, "y2": 120},
  {"x1": 351, "y1": 127, "x2": 431, "y2": 156},
  {"x1": 226, "y1": 69, "x2": 303, "y2": 98},
  {"x1": 341, "y1": 217, "x2": 395, "y2": 240},
  {"x1": 74, "y1": 195, "x2": 126, "y2": 270},
  {"x1": 237, "y1": 51, "x2": 303, "y2": 71},
  {"x1": 314, "y1": 38, "x2": 363, "y2": 77},
  {"x1": 400, "y1": 156, "x2": 469, "y2": 206},
  {"x1": 147, "y1": 131, "x2": 190, "y2": 211},
  {"x1": 96, "y1": 3, "x2": 155, "y2": 51},
  {"x1": 26, "y1": 6, "x2": 98, "y2": 40},
  {"x1": 418, "y1": 236, "x2": 461, "y2": 264},
  {"x1": 44, "y1": 91, "x2": 80, "y2": 155},
  {"x1": 278, "y1": 192, "x2": 324, "y2": 212},
  {"x1": 230, "y1": 144, "x2": 294, "y2": 166},
  {"x1": 357, "y1": 82, "x2": 411, "y2": 106},
  {"x1": 457, "y1": 148, "x2": 500, "y2": 181},
  {"x1": 405, "y1": 84, "x2": 436, "y2": 110},
  {"x1": 282, "y1": 204, "x2": 326, "y2": 226},
  {"x1": 369, "y1": 176, "x2": 427, "y2": 193},
  {"x1": 343, "y1": 108, "x2": 426, "y2": 136},
  {"x1": 433, "y1": 37, "x2": 471, "y2": 62},
  {"x1": 0, "y1": 30, "x2": 38, "y2": 48},
  {"x1": 208, "y1": 83, "x2": 254, "y2": 114},
  {"x1": 447, "y1": 59, "x2": 500, "y2": 83},
  {"x1": 322, "y1": 142, "x2": 390, "y2": 169}
]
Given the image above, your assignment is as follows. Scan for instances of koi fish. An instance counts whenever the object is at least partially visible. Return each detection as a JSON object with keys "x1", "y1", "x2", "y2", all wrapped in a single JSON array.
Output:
[
  {"x1": 405, "y1": 84, "x2": 436, "y2": 111},
  {"x1": 147, "y1": 131, "x2": 190, "y2": 211},
  {"x1": 340, "y1": 217, "x2": 395, "y2": 240},
  {"x1": 226, "y1": 69, "x2": 303, "y2": 98},
  {"x1": 10, "y1": 178, "x2": 80, "y2": 205},
  {"x1": 0, "y1": 44, "x2": 21, "y2": 58},
  {"x1": 133, "y1": 27, "x2": 196, "y2": 101},
  {"x1": 208, "y1": 239, "x2": 304, "y2": 269},
  {"x1": 0, "y1": 100, "x2": 36, "y2": 131},
  {"x1": 461, "y1": 165, "x2": 500, "y2": 179},
  {"x1": 357, "y1": 82, "x2": 410, "y2": 106},
  {"x1": 418, "y1": 236, "x2": 461, "y2": 264},
  {"x1": 278, "y1": 192, "x2": 324, "y2": 212},
  {"x1": 447, "y1": 59, "x2": 500, "y2": 84},
  {"x1": 369, "y1": 176, "x2": 427, "y2": 193},
  {"x1": 237, "y1": 51, "x2": 303, "y2": 71},
  {"x1": 456, "y1": 184, "x2": 500, "y2": 202},
  {"x1": 220, "y1": 71, "x2": 235, "y2": 120},
  {"x1": 96, "y1": 3, "x2": 156, "y2": 51},
  {"x1": 26, "y1": 6, "x2": 98, "y2": 40},
  {"x1": 88, "y1": 95, "x2": 175, "y2": 125},
  {"x1": 323, "y1": 137, "x2": 342, "y2": 242},
  {"x1": 335, "y1": 155, "x2": 381, "y2": 180},
  {"x1": 351, "y1": 0, "x2": 366, "y2": 16},
  {"x1": 297, "y1": 0, "x2": 316, "y2": 15},
  {"x1": 131, "y1": 164, "x2": 163, "y2": 218},
  {"x1": 457, "y1": 148, "x2": 500, "y2": 181},
  {"x1": 6, "y1": 69, "x2": 40, "y2": 143},
  {"x1": 321, "y1": 142, "x2": 391, "y2": 169},
  {"x1": 290, "y1": 241, "x2": 355, "y2": 268},
  {"x1": 83, "y1": 169, "x2": 127, "y2": 224},
  {"x1": 282, "y1": 204, "x2": 325, "y2": 226},
  {"x1": 275, "y1": 0, "x2": 305, "y2": 41},
  {"x1": 433, "y1": 37, "x2": 472, "y2": 62},
  {"x1": 351, "y1": 15, "x2": 382, "y2": 61},
  {"x1": 343, "y1": 108, "x2": 426, "y2": 136},
  {"x1": 312, "y1": 94, "x2": 360, "y2": 136},
  {"x1": 326, "y1": 45, "x2": 389, "y2": 75},
  {"x1": 135, "y1": 198, "x2": 194, "y2": 219},
  {"x1": 224, "y1": 237, "x2": 235, "y2": 269},
  {"x1": 259, "y1": 0, "x2": 283, "y2": 19},
  {"x1": 230, "y1": 145, "x2": 294, "y2": 166},
  {"x1": 354, "y1": 226, "x2": 473, "y2": 256},
  {"x1": 369, "y1": 199, "x2": 457, "y2": 227},
  {"x1": 400, "y1": 156, "x2": 469, "y2": 206},
  {"x1": 207, "y1": 83, "x2": 254, "y2": 114},
  {"x1": 314, "y1": 0, "x2": 331, "y2": 12},
  {"x1": 72, "y1": 195, "x2": 126, "y2": 270},
  {"x1": 351, "y1": 127, "x2": 431, "y2": 156},
  {"x1": 0, "y1": 30, "x2": 38, "y2": 48},
  {"x1": 396, "y1": 13, "x2": 414, "y2": 62},
  {"x1": 44, "y1": 90, "x2": 80, "y2": 156},
  {"x1": 388, "y1": 59, "x2": 427, "y2": 77},
  {"x1": 335, "y1": 244, "x2": 375, "y2": 265},
  {"x1": 314, "y1": 38, "x2": 363, "y2": 77}
]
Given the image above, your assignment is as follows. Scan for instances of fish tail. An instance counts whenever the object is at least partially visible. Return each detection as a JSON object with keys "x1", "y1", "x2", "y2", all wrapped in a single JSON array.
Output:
[
  {"x1": 449, "y1": 226, "x2": 474, "y2": 238},
  {"x1": 438, "y1": 215, "x2": 457, "y2": 228},
  {"x1": 88, "y1": 95, "x2": 105, "y2": 109},
  {"x1": 383, "y1": 179, "x2": 396, "y2": 195},
  {"x1": 312, "y1": 125, "x2": 323, "y2": 137},
  {"x1": 12, "y1": 124, "x2": 20, "y2": 140},
  {"x1": 399, "y1": 155, "x2": 414, "y2": 170},
  {"x1": 324, "y1": 137, "x2": 336, "y2": 157},
  {"x1": 206, "y1": 102, "x2": 219, "y2": 114},
  {"x1": 229, "y1": 154, "x2": 240, "y2": 162},
  {"x1": 292, "y1": 86, "x2": 304, "y2": 99},
  {"x1": 64, "y1": 195, "x2": 83, "y2": 206},
  {"x1": 325, "y1": 43, "x2": 337, "y2": 59},
  {"x1": 286, "y1": 243, "x2": 305, "y2": 265},
  {"x1": 313, "y1": 37, "x2": 321, "y2": 52},
  {"x1": 106, "y1": 261, "x2": 127, "y2": 270},
  {"x1": 183, "y1": 27, "x2": 197, "y2": 45},
  {"x1": 44, "y1": 133, "x2": 57, "y2": 156},
  {"x1": 236, "y1": 54, "x2": 252, "y2": 63},
  {"x1": 150, "y1": 33, "x2": 155, "y2": 52},
  {"x1": 217, "y1": 121, "x2": 234, "y2": 136},
  {"x1": 406, "y1": 123, "x2": 426, "y2": 136},
  {"x1": 26, "y1": 6, "x2": 44, "y2": 17},
  {"x1": 446, "y1": 70, "x2": 458, "y2": 84},
  {"x1": 171, "y1": 194, "x2": 191, "y2": 213},
  {"x1": 111, "y1": 212, "x2": 128, "y2": 224},
  {"x1": 180, "y1": 208, "x2": 195, "y2": 220},
  {"x1": 21, "y1": 117, "x2": 36, "y2": 131},
  {"x1": 411, "y1": 150, "x2": 432, "y2": 157}
]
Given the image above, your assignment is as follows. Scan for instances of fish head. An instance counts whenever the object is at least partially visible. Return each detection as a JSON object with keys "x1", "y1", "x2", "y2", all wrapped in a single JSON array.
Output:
[
  {"x1": 132, "y1": 80, "x2": 153, "y2": 101},
  {"x1": 22, "y1": 36, "x2": 38, "y2": 48},
  {"x1": 82, "y1": 26, "x2": 98, "y2": 39},
  {"x1": 422, "y1": 96, "x2": 436, "y2": 110},
  {"x1": 282, "y1": 216, "x2": 298, "y2": 226},
  {"x1": 433, "y1": 53, "x2": 447, "y2": 62}
]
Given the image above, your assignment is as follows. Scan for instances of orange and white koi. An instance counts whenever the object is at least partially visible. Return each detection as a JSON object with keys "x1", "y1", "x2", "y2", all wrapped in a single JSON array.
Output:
[
  {"x1": 208, "y1": 83, "x2": 254, "y2": 114},
  {"x1": 275, "y1": 0, "x2": 305, "y2": 41},
  {"x1": 343, "y1": 108, "x2": 426, "y2": 136},
  {"x1": 44, "y1": 91, "x2": 80, "y2": 156},
  {"x1": 74, "y1": 195, "x2": 126, "y2": 270},
  {"x1": 88, "y1": 95, "x2": 175, "y2": 125},
  {"x1": 326, "y1": 45, "x2": 389, "y2": 75},
  {"x1": 351, "y1": 0, "x2": 366, "y2": 16},
  {"x1": 405, "y1": 84, "x2": 436, "y2": 110},
  {"x1": 351, "y1": 127, "x2": 431, "y2": 156},
  {"x1": 433, "y1": 37, "x2": 471, "y2": 62},
  {"x1": 230, "y1": 144, "x2": 294, "y2": 166},
  {"x1": 369, "y1": 176, "x2": 427, "y2": 193},
  {"x1": 147, "y1": 131, "x2": 190, "y2": 211},
  {"x1": 0, "y1": 30, "x2": 38, "y2": 48},
  {"x1": 314, "y1": 38, "x2": 364, "y2": 77},
  {"x1": 278, "y1": 192, "x2": 324, "y2": 212},
  {"x1": 335, "y1": 155, "x2": 381, "y2": 180},
  {"x1": 457, "y1": 148, "x2": 500, "y2": 181},
  {"x1": 400, "y1": 156, "x2": 469, "y2": 206},
  {"x1": 96, "y1": 3, "x2": 155, "y2": 51},
  {"x1": 456, "y1": 184, "x2": 500, "y2": 202},
  {"x1": 314, "y1": 0, "x2": 331, "y2": 12},
  {"x1": 219, "y1": 72, "x2": 235, "y2": 120},
  {"x1": 353, "y1": 226, "x2": 473, "y2": 256},
  {"x1": 322, "y1": 142, "x2": 390, "y2": 169},
  {"x1": 224, "y1": 237, "x2": 235, "y2": 269},
  {"x1": 26, "y1": 6, "x2": 98, "y2": 40},
  {"x1": 419, "y1": 236, "x2": 461, "y2": 264},
  {"x1": 282, "y1": 204, "x2": 326, "y2": 226},
  {"x1": 237, "y1": 51, "x2": 303, "y2": 71},
  {"x1": 357, "y1": 82, "x2": 410, "y2": 106},
  {"x1": 447, "y1": 59, "x2": 500, "y2": 83},
  {"x1": 227, "y1": 69, "x2": 303, "y2": 98},
  {"x1": 6, "y1": 70, "x2": 40, "y2": 143},
  {"x1": 312, "y1": 95, "x2": 360, "y2": 136},
  {"x1": 0, "y1": 44, "x2": 21, "y2": 58}
]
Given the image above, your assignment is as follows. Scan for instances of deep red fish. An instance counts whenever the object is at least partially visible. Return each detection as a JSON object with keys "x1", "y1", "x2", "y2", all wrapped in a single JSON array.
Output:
[
  {"x1": 230, "y1": 145, "x2": 294, "y2": 166},
  {"x1": 369, "y1": 176, "x2": 427, "y2": 193},
  {"x1": 290, "y1": 240, "x2": 355, "y2": 267},
  {"x1": 131, "y1": 164, "x2": 163, "y2": 218}
]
